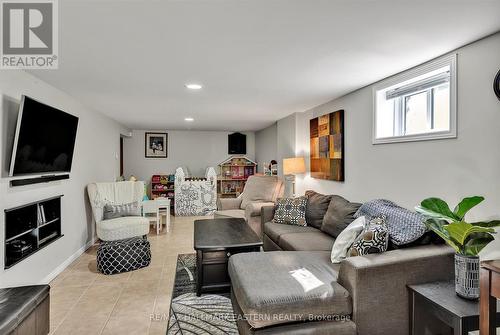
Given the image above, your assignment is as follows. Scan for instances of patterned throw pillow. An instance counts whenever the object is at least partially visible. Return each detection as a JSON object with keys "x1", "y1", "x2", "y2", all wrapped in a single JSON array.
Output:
[
  {"x1": 273, "y1": 197, "x2": 307, "y2": 226},
  {"x1": 103, "y1": 201, "x2": 141, "y2": 220},
  {"x1": 348, "y1": 216, "x2": 389, "y2": 257}
]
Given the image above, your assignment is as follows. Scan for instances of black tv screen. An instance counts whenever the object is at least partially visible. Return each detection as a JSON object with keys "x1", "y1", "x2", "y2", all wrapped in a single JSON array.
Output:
[
  {"x1": 228, "y1": 132, "x2": 246, "y2": 154},
  {"x1": 10, "y1": 96, "x2": 79, "y2": 176}
]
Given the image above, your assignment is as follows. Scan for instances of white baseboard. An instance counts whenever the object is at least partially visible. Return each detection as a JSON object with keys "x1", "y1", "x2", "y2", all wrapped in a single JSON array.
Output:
[{"x1": 40, "y1": 237, "x2": 96, "y2": 284}]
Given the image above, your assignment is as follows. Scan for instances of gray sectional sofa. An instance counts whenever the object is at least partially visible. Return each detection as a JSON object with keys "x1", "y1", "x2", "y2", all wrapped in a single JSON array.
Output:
[{"x1": 228, "y1": 193, "x2": 455, "y2": 335}]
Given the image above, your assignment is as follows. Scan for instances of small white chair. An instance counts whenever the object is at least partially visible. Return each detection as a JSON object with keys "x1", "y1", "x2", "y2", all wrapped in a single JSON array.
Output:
[
  {"x1": 142, "y1": 198, "x2": 171, "y2": 234},
  {"x1": 156, "y1": 197, "x2": 171, "y2": 233}
]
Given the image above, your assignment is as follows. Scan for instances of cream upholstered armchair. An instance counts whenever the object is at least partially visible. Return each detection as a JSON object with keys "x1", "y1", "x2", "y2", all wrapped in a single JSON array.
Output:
[
  {"x1": 87, "y1": 181, "x2": 149, "y2": 241},
  {"x1": 215, "y1": 175, "x2": 283, "y2": 238}
]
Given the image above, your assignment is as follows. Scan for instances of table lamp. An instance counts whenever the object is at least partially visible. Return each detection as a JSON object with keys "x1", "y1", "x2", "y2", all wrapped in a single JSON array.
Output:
[{"x1": 283, "y1": 157, "x2": 306, "y2": 197}]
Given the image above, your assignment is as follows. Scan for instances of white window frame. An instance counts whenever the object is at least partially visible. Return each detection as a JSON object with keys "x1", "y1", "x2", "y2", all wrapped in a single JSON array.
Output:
[{"x1": 372, "y1": 53, "x2": 457, "y2": 144}]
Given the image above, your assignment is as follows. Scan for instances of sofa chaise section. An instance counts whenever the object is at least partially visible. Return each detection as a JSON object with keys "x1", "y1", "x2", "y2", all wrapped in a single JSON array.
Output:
[
  {"x1": 231, "y1": 291, "x2": 357, "y2": 335},
  {"x1": 229, "y1": 251, "x2": 356, "y2": 334}
]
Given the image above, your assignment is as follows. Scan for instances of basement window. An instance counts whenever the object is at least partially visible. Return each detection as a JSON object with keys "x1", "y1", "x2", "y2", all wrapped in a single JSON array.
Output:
[{"x1": 373, "y1": 54, "x2": 457, "y2": 144}]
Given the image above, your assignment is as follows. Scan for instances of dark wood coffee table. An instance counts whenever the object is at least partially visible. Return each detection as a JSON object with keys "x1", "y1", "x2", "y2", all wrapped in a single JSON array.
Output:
[
  {"x1": 408, "y1": 281, "x2": 500, "y2": 335},
  {"x1": 194, "y1": 218, "x2": 262, "y2": 296}
]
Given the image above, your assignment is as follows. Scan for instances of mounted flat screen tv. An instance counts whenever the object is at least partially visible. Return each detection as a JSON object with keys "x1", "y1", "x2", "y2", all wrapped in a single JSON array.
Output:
[
  {"x1": 228, "y1": 132, "x2": 246, "y2": 154},
  {"x1": 9, "y1": 96, "x2": 79, "y2": 176}
]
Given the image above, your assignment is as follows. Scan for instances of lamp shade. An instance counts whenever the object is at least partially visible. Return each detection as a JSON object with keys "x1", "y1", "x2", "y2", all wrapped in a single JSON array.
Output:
[{"x1": 283, "y1": 157, "x2": 306, "y2": 175}]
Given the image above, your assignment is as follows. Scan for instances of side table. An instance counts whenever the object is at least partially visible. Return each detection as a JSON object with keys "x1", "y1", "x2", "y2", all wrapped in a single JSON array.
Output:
[
  {"x1": 408, "y1": 281, "x2": 499, "y2": 335},
  {"x1": 480, "y1": 260, "x2": 500, "y2": 335}
]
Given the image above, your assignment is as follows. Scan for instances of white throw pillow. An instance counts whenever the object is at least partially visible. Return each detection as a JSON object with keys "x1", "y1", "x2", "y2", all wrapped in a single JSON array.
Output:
[{"x1": 331, "y1": 216, "x2": 366, "y2": 263}]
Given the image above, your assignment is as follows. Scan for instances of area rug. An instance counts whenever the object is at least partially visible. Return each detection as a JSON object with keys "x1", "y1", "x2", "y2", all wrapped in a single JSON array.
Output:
[{"x1": 167, "y1": 253, "x2": 238, "y2": 335}]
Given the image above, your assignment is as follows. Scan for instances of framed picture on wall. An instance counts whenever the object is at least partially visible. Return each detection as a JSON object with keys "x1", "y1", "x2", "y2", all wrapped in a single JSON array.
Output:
[
  {"x1": 145, "y1": 132, "x2": 168, "y2": 158},
  {"x1": 310, "y1": 110, "x2": 344, "y2": 181}
]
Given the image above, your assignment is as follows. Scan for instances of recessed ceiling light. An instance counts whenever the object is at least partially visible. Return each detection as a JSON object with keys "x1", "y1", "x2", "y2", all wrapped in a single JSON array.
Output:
[
  {"x1": 184, "y1": 117, "x2": 194, "y2": 122},
  {"x1": 185, "y1": 83, "x2": 202, "y2": 90}
]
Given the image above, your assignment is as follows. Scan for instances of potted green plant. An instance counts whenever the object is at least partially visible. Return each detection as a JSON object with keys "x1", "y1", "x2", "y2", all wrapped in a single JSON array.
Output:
[{"x1": 416, "y1": 196, "x2": 500, "y2": 299}]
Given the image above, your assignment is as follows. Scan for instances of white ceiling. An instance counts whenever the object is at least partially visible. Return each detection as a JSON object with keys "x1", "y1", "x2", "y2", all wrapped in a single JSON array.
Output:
[{"x1": 29, "y1": 0, "x2": 500, "y2": 131}]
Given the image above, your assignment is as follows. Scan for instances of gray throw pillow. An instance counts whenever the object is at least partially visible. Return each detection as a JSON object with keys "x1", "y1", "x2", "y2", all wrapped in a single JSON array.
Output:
[
  {"x1": 273, "y1": 197, "x2": 307, "y2": 226},
  {"x1": 305, "y1": 190, "x2": 332, "y2": 229},
  {"x1": 103, "y1": 201, "x2": 141, "y2": 220},
  {"x1": 321, "y1": 195, "x2": 362, "y2": 238},
  {"x1": 354, "y1": 199, "x2": 427, "y2": 246}
]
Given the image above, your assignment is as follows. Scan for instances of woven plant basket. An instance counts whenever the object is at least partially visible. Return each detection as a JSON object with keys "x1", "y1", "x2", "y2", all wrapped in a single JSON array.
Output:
[{"x1": 454, "y1": 253, "x2": 480, "y2": 299}]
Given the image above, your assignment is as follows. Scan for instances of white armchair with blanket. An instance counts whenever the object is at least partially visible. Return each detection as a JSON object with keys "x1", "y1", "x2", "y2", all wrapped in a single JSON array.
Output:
[
  {"x1": 215, "y1": 175, "x2": 284, "y2": 238},
  {"x1": 87, "y1": 181, "x2": 150, "y2": 241}
]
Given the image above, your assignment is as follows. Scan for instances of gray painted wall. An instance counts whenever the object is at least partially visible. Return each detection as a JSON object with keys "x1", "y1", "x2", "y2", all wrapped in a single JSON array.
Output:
[
  {"x1": 0, "y1": 71, "x2": 128, "y2": 286},
  {"x1": 291, "y1": 33, "x2": 500, "y2": 259},
  {"x1": 276, "y1": 113, "x2": 297, "y2": 177},
  {"x1": 255, "y1": 123, "x2": 277, "y2": 173},
  {"x1": 123, "y1": 130, "x2": 255, "y2": 183}
]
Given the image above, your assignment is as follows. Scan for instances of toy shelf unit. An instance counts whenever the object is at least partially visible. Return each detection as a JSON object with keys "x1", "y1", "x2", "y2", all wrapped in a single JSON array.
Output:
[
  {"x1": 151, "y1": 174, "x2": 175, "y2": 212},
  {"x1": 217, "y1": 156, "x2": 256, "y2": 198},
  {"x1": 4, "y1": 195, "x2": 63, "y2": 269}
]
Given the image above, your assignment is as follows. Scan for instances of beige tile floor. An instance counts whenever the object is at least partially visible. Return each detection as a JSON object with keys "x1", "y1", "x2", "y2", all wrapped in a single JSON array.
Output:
[{"x1": 49, "y1": 215, "x2": 203, "y2": 335}]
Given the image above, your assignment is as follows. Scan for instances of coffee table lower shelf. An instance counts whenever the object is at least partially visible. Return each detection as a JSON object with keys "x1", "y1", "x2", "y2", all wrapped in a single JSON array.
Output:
[
  {"x1": 194, "y1": 218, "x2": 263, "y2": 297},
  {"x1": 196, "y1": 247, "x2": 260, "y2": 296}
]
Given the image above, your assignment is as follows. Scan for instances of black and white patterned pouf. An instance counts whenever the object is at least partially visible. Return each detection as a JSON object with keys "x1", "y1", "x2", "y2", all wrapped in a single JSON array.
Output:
[{"x1": 97, "y1": 237, "x2": 151, "y2": 275}]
